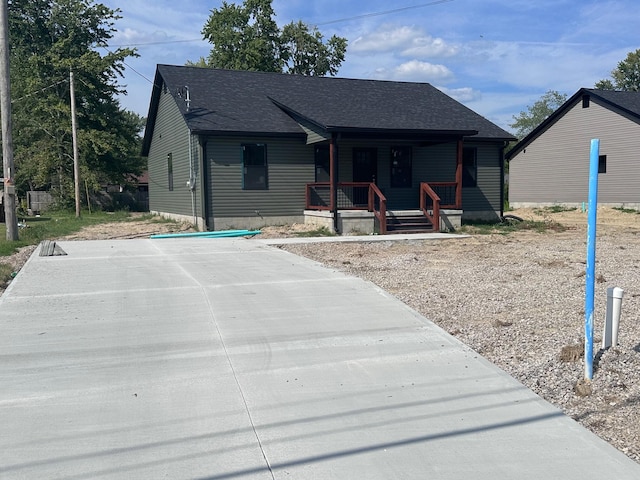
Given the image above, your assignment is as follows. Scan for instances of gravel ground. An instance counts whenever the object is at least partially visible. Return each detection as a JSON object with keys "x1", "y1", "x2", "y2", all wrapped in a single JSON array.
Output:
[
  {"x1": 2, "y1": 208, "x2": 639, "y2": 463},
  {"x1": 276, "y1": 207, "x2": 640, "y2": 464}
]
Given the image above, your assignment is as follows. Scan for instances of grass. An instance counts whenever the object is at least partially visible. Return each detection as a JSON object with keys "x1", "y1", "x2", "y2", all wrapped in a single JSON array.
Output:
[
  {"x1": 0, "y1": 263, "x2": 13, "y2": 283},
  {"x1": 458, "y1": 218, "x2": 567, "y2": 235},
  {"x1": 0, "y1": 210, "x2": 132, "y2": 257},
  {"x1": 293, "y1": 226, "x2": 336, "y2": 237},
  {"x1": 534, "y1": 205, "x2": 578, "y2": 214},
  {"x1": 613, "y1": 206, "x2": 640, "y2": 214}
]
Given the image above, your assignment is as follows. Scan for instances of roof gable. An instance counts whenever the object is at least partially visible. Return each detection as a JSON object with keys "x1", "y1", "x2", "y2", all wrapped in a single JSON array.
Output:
[
  {"x1": 143, "y1": 65, "x2": 514, "y2": 155},
  {"x1": 506, "y1": 88, "x2": 640, "y2": 160}
]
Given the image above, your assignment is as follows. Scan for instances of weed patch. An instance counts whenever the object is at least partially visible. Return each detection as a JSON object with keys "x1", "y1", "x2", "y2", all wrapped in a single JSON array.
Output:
[
  {"x1": 534, "y1": 205, "x2": 577, "y2": 214},
  {"x1": 459, "y1": 219, "x2": 566, "y2": 235},
  {"x1": 613, "y1": 206, "x2": 639, "y2": 214},
  {"x1": 294, "y1": 226, "x2": 335, "y2": 237}
]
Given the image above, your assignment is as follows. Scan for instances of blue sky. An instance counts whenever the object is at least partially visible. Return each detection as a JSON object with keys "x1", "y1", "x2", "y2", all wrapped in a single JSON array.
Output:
[{"x1": 101, "y1": 0, "x2": 639, "y2": 132}]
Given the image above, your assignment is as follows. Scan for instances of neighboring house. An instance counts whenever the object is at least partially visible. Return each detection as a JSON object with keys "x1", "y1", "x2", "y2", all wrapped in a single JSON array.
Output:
[
  {"x1": 142, "y1": 65, "x2": 514, "y2": 233},
  {"x1": 507, "y1": 88, "x2": 640, "y2": 208}
]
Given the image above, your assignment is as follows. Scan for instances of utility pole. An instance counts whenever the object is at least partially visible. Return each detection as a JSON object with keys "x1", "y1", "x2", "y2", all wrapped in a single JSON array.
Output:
[
  {"x1": 0, "y1": 0, "x2": 18, "y2": 240},
  {"x1": 70, "y1": 70, "x2": 81, "y2": 217}
]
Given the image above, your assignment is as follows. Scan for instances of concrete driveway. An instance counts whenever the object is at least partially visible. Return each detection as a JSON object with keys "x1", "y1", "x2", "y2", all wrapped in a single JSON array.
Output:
[{"x1": 1, "y1": 237, "x2": 639, "y2": 479}]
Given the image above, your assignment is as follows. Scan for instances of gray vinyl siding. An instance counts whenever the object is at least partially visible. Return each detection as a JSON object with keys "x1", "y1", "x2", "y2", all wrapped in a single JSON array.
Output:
[
  {"x1": 204, "y1": 136, "x2": 314, "y2": 219},
  {"x1": 147, "y1": 86, "x2": 202, "y2": 218},
  {"x1": 510, "y1": 100, "x2": 640, "y2": 205},
  {"x1": 200, "y1": 135, "x2": 503, "y2": 223},
  {"x1": 287, "y1": 112, "x2": 330, "y2": 144},
  {"x1": 463, "y1": 142, "x2": 502, "y2": 213}
]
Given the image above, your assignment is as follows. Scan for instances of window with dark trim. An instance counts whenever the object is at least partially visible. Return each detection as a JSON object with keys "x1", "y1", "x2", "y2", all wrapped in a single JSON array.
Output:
[
  {"x1": 167, "y1": 153, "x2": 174, "y2": 191},
  {"x1": 598, "y1": 155, "x2": 607, "y2": 174},
  {"x1": 242, "y1": 144, "x2": 268, "y2": 190},
  {"x1": 314, "y1": 145, "x2": 330, "y2": 182},
  {"x1": 462, "y1": 147, "x2": 477, "y2": 188},
  {"x1": 390, "y1": 146, "x2": 412, "y2": 188}
]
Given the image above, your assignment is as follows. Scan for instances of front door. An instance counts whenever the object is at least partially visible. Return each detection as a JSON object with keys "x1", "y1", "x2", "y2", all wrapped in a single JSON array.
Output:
[
  {"x1": 352, "y1": 148, "x2": 377, "y2": 207},
  {"x1": 353, "y1": 148, "x2": 377, "y2": 183}
]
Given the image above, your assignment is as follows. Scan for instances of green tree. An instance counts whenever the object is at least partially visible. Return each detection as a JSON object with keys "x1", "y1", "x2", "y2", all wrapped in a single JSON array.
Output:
[
  {"x1": 509, "y1": 90, "x2": 567, "y2": 139},
  {"x1": 595, "y1": 49, "x2": 640, "y2": 91},
  {"x1": 8, "y1": 0, "x2": 144, "y2": 206},
  {"x1": 281, "y1": 21, "x2": 347, "y2": 76},
  {"x1": 199, "y1": 0, "x2": 347, "y2": 76}
]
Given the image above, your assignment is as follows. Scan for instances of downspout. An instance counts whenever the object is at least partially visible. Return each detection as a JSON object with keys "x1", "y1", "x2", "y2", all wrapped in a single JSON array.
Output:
[
  {"x1": 198, "y1": 137, "x2": 208, "y2": 231},
  {"x1": 455, "y1": 139, "x2": 463, "y2": 209},
  {"x1": 500, "y1": 141, "x2": 508, "y2": 218},
  {"x1": 187, "y1": 130, "x2": 197, "y2": 228},
  {"x1": 330, "y1": 134, "x2": 339, "y2": 233}
]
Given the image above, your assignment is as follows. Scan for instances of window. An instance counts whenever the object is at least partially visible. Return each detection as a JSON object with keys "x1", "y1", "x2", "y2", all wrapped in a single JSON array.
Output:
[
  {"x1": 315, "y1": 145, "x2": 330, "y2": 182},
  {"x1": 462, "y1": 147, "x2": 477, "y2": 188},
  {"x1": 242, "y1": 144, "x2": 268, "y2": 190},
  {"x1": 598, "y1": 155, "x2": 607, "y2": 174},
  {"x1": 167, "y1": 153, "x2": 173, "y2": 191},
  {"x1": 390, "y1": 146, "x2": 412, "y2": 188}
]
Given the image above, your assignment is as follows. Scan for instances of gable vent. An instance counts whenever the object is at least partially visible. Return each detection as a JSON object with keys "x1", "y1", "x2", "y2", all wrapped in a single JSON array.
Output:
[{"x1": 582, "y1": 94, "x2": 590, "y2": 108}]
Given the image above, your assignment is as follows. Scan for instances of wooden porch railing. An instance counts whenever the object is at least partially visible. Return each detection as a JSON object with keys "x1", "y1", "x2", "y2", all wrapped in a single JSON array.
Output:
[
  {"x1": 305, "y1": 182, "x2": 387, "y2": 234},
  {"x1": 369, "y1": 183, "x2": 387, "y2": 235},
  {"x1": 420, "y1": 182, "x2": 441, "y2": 233},
  {"x1": 306, "y1": 181, "x2": 458, "y2": 234},
  {"x1": 305, "y1": 182, "x2": 373, "y2": 210},
  {"x1": 425, "y1": 181, "x2": 461, "y2": 209}
]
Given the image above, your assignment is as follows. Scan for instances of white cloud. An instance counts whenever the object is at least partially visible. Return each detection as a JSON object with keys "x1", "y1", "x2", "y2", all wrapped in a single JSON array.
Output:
[
  {"x1": 402, "y1": 36, "x2": 458, "y2": 58},
  {"x1": 351, "y1": 25, "x2": 420, "y2": 53},
  {"x1": 437, "y1": 86, "x2": 482, "y2": 103},
  {"x1": 391, "y1": 60, "x2": 455, "y2": 83},
  {"x1": 350, "y1": 25, "x2": 458, "y2": 59}
]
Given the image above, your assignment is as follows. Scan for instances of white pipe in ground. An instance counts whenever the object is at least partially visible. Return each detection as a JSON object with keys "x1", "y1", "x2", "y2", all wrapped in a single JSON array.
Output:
[{"x1": 602, "y1": 287, "x2": 624, "y2": 349}]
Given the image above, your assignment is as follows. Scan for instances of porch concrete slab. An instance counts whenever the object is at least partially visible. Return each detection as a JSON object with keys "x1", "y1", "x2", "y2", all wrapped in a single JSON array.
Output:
[{"x1": 1, "y1": 238, "x2": 639, "y2": 479}]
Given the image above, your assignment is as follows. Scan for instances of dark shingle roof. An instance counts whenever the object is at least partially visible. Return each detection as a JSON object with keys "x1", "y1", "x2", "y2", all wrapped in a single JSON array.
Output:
[
  {"x1": 586, "y1": 88, "x2": 640, "y2": 117},
  {"x1": 143, "y1": 65, "x2": 514, "y2": 154},
  {"x1": 506, "y1": 88, "x2": 640, "y2": 160}
]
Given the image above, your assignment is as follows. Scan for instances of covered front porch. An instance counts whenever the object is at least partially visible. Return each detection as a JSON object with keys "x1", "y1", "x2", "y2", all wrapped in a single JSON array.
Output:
[{"x1": 303, "y1": 136, "x2": 467, "y2": 235}]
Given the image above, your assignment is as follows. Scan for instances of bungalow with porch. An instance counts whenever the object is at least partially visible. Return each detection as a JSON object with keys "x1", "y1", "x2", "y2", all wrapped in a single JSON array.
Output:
[{"x1": 142, "y1": 65, "x2": 515, "y2": 234}]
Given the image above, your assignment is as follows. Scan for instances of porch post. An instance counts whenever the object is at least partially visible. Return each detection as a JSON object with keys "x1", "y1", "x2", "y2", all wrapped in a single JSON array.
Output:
[
  {"x1": 330, "y1": 134, "x2": 339, "y2": 233},
  {"x1": 456, "y1": 139, "x2": 463, "y2": 208}
]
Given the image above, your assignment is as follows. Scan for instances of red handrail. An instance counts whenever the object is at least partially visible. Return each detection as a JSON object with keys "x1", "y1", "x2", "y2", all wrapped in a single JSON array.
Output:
[
  {"x1": 368, "y1": 183, "x2": 387, "y2": 235},
  {"x1": 420, "y1": 182, "x2": 441, "y2": 233}
]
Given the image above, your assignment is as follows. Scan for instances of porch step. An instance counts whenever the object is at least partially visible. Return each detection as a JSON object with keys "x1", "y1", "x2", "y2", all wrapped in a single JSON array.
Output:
[{"x1": 386, "y1": 214, "x2": 434, "y2": 234}]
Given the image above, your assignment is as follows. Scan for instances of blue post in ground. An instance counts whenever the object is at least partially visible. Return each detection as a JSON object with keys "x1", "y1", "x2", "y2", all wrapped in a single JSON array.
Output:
[{"x1": 585, "y1": 139, "x2": 600, "y2": 380}]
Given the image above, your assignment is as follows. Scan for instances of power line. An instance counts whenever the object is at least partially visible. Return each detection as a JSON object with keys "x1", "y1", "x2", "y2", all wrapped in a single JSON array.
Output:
[
  {"x1": 104, "y1": 1, "x2": 455, "y2": 49},
  {"x1": 11, "y1": 78, "x2": 68, "y2": 103},
  {"x1": 100, "y1": 46, "x2": 156, "y2": 86},
  {"x1": 315, "y1": 0, "x2": 455, "y2": 26}
]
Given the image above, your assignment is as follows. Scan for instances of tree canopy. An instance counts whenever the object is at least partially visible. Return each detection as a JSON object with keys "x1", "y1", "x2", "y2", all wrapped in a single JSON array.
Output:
[
  {"x1": 197, "y1": 0, "x2": 347, "y2": 76},
  {"x1": 595, "y1": 49, "x2": 640, "y2": 91},
  {"x1": 7, "y1": 0, "x2": 144, "y2": 206},
  {"x1": 509, "y1": 90, "x2": 567, "y2": 139}
]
